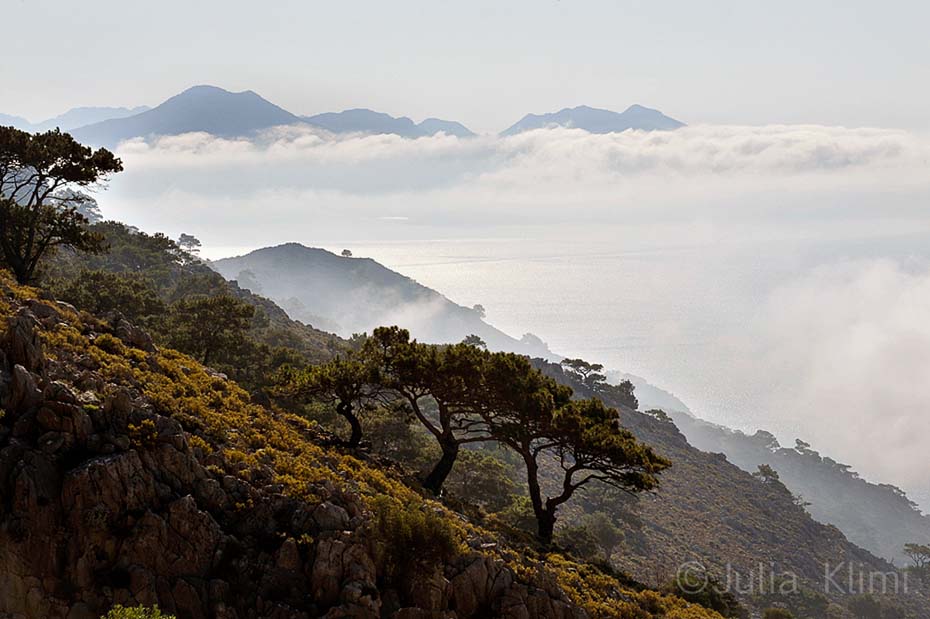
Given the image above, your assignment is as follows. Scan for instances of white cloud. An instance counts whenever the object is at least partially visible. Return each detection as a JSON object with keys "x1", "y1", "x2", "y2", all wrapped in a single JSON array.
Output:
[
  {"x1": 104, "y1": 124, "x2": 930, "y2": 245},
  {"x1": 722, "y1": 259, "x2": 930, "y2": 504}
]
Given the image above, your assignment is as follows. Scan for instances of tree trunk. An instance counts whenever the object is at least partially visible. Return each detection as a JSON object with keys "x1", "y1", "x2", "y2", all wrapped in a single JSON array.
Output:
[
  {"x1": 337, "y1": 402, "x2": 363, "y2": 448},
  {"x1": 5, "y1": 252, "x2": 29, "y2": 285},
  {"x1": 423, "y1": 438, "x2": 459, "y2": 495},
  {"x1": 522, "y1": 454, "x2": 556, "y2": 544},
  {"x1": 536, "y1": 509, "x2": 556, "y2": 545}
]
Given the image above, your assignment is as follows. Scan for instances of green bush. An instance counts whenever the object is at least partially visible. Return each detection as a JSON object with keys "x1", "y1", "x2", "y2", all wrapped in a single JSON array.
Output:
[
  {"x1": 370, "y1": 495, "x2": 460, "y2": 581},
  {"x1": 102, "y1": 605, "x2": 175, "y2": 619},
  {"x1": 667, "y1": 568, "x2": 747, "y2": 618},
  {"x1": 445, "y1": 448, "x2": 519, "y2": 512},
  {"x1": 52, "y1": 269, "x2": 165, "y2": 325},
  {"x1": 763, "y1": 608, "x2": 795, "y2": 619}
]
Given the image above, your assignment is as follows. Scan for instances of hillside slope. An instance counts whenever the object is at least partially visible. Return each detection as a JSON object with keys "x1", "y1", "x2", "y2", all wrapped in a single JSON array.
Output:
[
  {"x1": 671, "y1": 412, "x2": 930, "y2": 565},
  {"x1": 533, "y1": 360, "x2": 929, "y2": 617},
  {"x1": 28, "y1": 224, "x2": 928, "y2": 616},
  {"x1": 0, "y1": 272, "x2": 726, "y2": 619},
  {"x1": 213, "y1": 243, "x2": 556, "y2": 359},
  {"x1": 619, "y1": 371, "x2": 930, "y2": 567}
]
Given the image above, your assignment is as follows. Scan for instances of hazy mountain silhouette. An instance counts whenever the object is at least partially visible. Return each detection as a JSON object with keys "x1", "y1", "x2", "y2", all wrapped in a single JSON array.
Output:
[
  {"x1": 212, "y1": 243, "x2": 552, "y2": 357},
  {"x1": 416, "y1": 117, "x2": 476, "y2": 137},
  {"x1": 71, "y1": 85, "x2": 302, "y2": 146},
  {"x1": 0, "y1": 113, "x2": 32, "y2": 131},
  {"x1": 33, "y1": 106, "x2": 151, "y2": 131},
  {"x1": 304, "y1": 108, "x2": 475, "y2": 137},
  {"x1": 501, "y1": 104, "x2": 684, "y2": 135},
  {"x1": 3, "y1": 107, "x2": 150, "y2": 133}
]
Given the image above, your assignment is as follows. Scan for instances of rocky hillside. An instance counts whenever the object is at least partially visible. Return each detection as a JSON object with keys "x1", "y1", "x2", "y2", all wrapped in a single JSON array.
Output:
[
  {"x1": 533, "y1": 361, "x2": 929, "y2": 618},
  {"x1": 671, "y1": 413, "x2": 930, "y2": 565},
  {"x1": 621, "y1": 371, "x2": 930, "y2": 568},
  {"x1": 0, "y1": 272, "x2": 725, "y2": 619}
]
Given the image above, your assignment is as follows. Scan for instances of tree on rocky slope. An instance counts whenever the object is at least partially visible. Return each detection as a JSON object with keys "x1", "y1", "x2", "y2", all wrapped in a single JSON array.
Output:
[
  {"x1": 177, "y1": 233, "x2": 201, "y2": 255},
  {"x1": 0, "y1": 126, "x2": 122, "y2": 283},
  {"x1": 274, "y1": 354, "x2": 386, "y2": 447},
  {"x1": 753, "y1": 463, "x2": 781, "y2": 484},
  {"x1": 364, "y1": 327, "x2": 493, "y2": 494},
  {"x1": 164, "y1": 294, "x2": 255, "y2": 365},
  {"x1": 53, "y1": 268, "x2": 165, "y2": 324},
  {"x1": 482, "y1": 353, "x2": 670, "y2": 543},
  {"x1": 560, "y1": 357, "x2": 638, "y2": 409},
  {"x1": 904, "y1": 542, "x2": 930, "y2": 585},
  {"x1": 302, "y1": 327, "x2": 670, "y2": 542}
]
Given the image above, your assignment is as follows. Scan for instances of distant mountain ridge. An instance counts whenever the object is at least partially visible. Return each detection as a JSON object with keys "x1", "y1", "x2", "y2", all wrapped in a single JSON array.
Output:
[
  {"x1": 0, "y1": 113, "x2": 34, "y2": 131},
  {"x1": 212, "y1": 243, "x2": 555, "y2": 359},
  {"x1": 5, "y1": 86, "x2": 687, "y2": 145},
  {"x1": 501, "y1": 104, "x2": 684, "y2": 135},
  {"x1": 303, "y1": 109, "x2": 475, "y2": 138},
  {"x1": 71, "y1": 85, "x2": 302, "y2": 147},
  {"x1": 41, "y1": 85, "x2": 477, "y2": 146},
  {"x1": 0, "y1": 106, "x2": 149, "y2": 133}
]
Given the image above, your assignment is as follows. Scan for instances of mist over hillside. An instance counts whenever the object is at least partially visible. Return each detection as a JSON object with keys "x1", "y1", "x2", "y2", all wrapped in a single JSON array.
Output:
[
  {"x1": 100, "y1": 119, "x2": 930, "y2": 514},
  {"x1": 212, "y1": 243, "x2": 556, "y2": 359},
  {"x1": 629, "y1": 374, "x2": 930, "y2": 565},
  {"x1": 209, "y1": 238, "x2": 930, "y2": 566},
  {"x1": 673, "y1": 411, "x2": 930, "y2": 565}
]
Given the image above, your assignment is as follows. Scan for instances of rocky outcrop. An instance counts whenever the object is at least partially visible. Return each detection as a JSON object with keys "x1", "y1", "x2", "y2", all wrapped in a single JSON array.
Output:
[{"x1": 0, "y1": 297, "x2": 589, "y2": 619}]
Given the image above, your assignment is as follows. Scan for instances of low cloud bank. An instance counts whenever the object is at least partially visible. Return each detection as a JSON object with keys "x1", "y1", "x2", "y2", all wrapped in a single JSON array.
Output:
[{"x1": 105, "y1": 124, "x2": 929, "y2": 241}]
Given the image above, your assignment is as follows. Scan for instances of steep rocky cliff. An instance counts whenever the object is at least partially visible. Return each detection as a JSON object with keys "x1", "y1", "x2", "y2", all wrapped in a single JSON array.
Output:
[{"x1": 0, "y1": 275, "x2": 721, "y2": 619}]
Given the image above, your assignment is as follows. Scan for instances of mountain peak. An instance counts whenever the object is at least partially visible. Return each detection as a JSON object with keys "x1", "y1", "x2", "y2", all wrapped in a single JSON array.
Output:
[
  {"x1": 180, "y1": 84, "x2": 230, "y2": 94},
  {"x1": 501, "y1": 104, "x2": 684, "y2": 136},
  {"x1": 72, "y1": 85, "x2": 301, "y2": 147},
  {"x1": 303, "y1": 109, "x2": 474, "y2": 138}
]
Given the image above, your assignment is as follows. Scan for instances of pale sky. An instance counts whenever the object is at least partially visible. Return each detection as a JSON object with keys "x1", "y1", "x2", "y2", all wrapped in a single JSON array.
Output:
[{"x1": 5, "y1": 0, "x2": 929, "y2": 133}]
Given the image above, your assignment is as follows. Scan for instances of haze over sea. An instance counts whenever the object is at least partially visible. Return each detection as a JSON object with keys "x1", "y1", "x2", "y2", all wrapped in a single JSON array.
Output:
[{"x1": 106, "y1": 125, "x2": 930, "y2": 510}]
